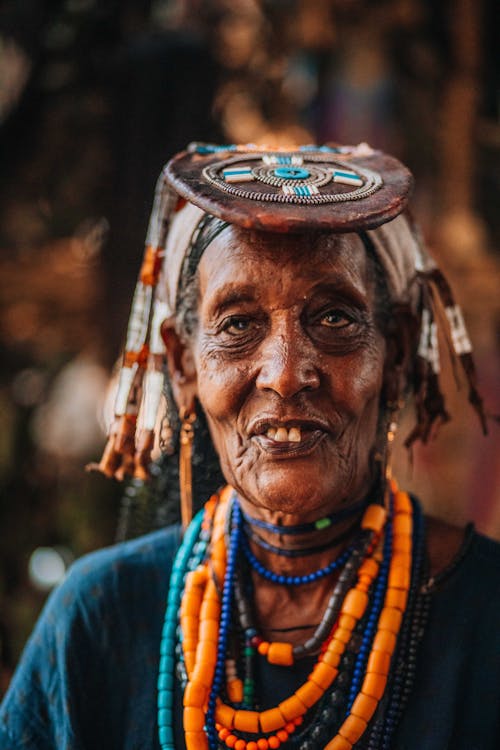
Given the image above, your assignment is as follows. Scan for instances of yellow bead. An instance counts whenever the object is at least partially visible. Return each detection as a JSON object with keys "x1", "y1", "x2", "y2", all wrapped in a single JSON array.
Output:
[
  {"x1": 322, "y1": 649, "x2": 342, "y2": 668},
  {"x1": 333, "y1": 627, "x2": 352, "y2": 644},
  {"x1": 183, "y1": 706, "x2": 205, "y2": 732},
  {"x1": 393, "y1": 514, "x2": 412, "y2": 535},
  {"x1": 361, "y1": 672, "x2": 387, "y2": 700},
  {"x1": 341, "y1": 589, "x2": 369, "y2": 619},
  {"x1": 366, "y1": 651, "x2": 391, "y2": 676},
  {"x1": 309, "y1": 661, "x2": 338, "y2": 690},
  {"x1": 388, "y1": 566, "x2": 410, "y2": 591},
  {"x1": 198, "y1": 618, "x2": 219, "y2": 643},
  {"x1": 395, "y1": 490, "x2": 413, "y2": 514},
  {"x1": 338, "y1": 614, "x2": 356, "y2": 631},
  {"x1": 227, "y1": 679, "x2": 243, "y2": 703},
  {"x1": 350, "y1": 692, "x2": 378, "y2": 722},
  {"x1": 185, "y1": 730, "x2": 208, "y2": 750},
  {"x1": 267, "y1": 642, "x2": 294, "y2": 666},
  {"x1": 259, "y1": 707, "x2": 286, "y2": 733},
  {"x1": 183, "y1": 682, "x2": 207, "y2": 707},
  {"x1": 326, "y1": 638, "x2": 346, "y2": 655},
  {"x1": 295, "y1": 680, "x2": 324, "y2": 708},
  {"x1": 385, "y1": 587, "x2": 408, "y2": 611},
  {"x1": 234, "y1": 710, "x2": 260, "y2": 733},
  {"x1": 323, "y1": 735, "x2": 352, "y2": 750},
  {"x1": 361, "y1": 504, "x2": 387, "y2": 533},
  {"x1": 339, "y1": 713, "x2": 368, "y2": 743},
  {"x1": 215, "y1": 702, "x2": 235, "y2": 728},
  {"x1": 372, "y1": 630, "x2": 397, "y2": 655},
  {"x1": 378, "y1": 607, "x2": 403, "y2": 634},
  {"x1": 358, "y1": 558, "x2": 379, "y2": 580},
  {"x1": 278, "y1": 695, "x2": 308, "y2": 721}
]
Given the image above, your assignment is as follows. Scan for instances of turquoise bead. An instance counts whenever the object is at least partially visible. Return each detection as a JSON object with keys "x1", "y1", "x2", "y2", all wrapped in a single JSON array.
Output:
[
  {"x1": 157, "y1": 671, "x2": 174, "y2": 691},
  {"x1": 158, "y1": 690, "x2": 173, "y2": 709},
  {"x1": 160, "y1": 635, "x2": 175, "y2": 654},
  {"x1": 159, "y1": 654, "x2": 175, "y2": 674},
  {"x1": 158, "y1": 708, "x2": 171, "y2": 727},
  {"x1": 274, "y1": 166, "x2": 310, "y2": 180},
  {"x1": 161, "y1": 622, "x2": 176, "y2": 639},
  {"x1": 159, "y1": 724, "x2": 174, "y2": 744},
  {"x1": 169, "y1": 571, "x2": 183, "y2": 587}
]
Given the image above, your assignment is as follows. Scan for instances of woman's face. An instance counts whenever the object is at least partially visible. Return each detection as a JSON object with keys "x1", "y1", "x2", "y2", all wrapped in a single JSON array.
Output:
[{"x1": 186, "y1": 227, "x2": 388, "y2": 518}]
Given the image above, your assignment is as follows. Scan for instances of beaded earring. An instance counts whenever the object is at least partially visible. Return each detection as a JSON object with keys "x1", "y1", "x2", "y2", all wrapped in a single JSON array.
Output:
[{"x1": 179, "y1": 406, "x2": 196, "y2": 530}]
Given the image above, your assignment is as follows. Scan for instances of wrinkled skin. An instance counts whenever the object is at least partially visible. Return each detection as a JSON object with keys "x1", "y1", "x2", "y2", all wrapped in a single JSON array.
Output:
[
  {"x1": 178, "y1": 227, "x2": 389, "y2": 518},
  {"x1": 163, "y1": 225, "x2": 464, "y2": 637}
]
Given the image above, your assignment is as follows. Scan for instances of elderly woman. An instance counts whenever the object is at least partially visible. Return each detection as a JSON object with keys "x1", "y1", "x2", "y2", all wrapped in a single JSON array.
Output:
[{"x1": 1, "y1": 143, "x2": 498, "y2": 750}]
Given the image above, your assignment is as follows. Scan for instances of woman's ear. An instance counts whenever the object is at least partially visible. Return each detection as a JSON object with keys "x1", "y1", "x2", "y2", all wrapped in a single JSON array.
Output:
[
  {"x1": 382, "y1": 304, "x2": 419, "y2": 406},
  {"x1": 161, "y1": 321, "x2": 198, "y2": 413}
]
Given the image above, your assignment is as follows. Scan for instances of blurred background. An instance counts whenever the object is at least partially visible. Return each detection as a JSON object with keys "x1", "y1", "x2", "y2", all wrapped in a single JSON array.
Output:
[{"x1": 0, "y1": 0, "x2": 499, "y2": 691}]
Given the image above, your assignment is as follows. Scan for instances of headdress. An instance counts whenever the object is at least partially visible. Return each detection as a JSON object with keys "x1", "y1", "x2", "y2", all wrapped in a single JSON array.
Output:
[{"x1": 90, "y1": 141, "x2": 487, "y2": 482}]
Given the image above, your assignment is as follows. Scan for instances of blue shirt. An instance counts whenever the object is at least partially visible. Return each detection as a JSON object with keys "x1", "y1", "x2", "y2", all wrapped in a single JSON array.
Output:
[{"x1": 1, "y1": 523, "x2": 500, "y2": 749}]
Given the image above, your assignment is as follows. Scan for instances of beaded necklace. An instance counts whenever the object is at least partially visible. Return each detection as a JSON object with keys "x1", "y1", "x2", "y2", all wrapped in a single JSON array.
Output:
[
  {"x1": 157, "y1": 483, "x2": 424, "y2": 750},
  {"x1": 245, "y1": 519, "x2": 361, "y2": 558},
  {"x1": 240, "y1": 498, "x2": 368, "y2": 536}
]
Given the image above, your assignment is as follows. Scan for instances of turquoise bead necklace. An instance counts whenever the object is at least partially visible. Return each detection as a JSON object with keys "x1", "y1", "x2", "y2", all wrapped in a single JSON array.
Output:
[{"x1": 157, "y1": 509, "x2": 206, "y2": 750}]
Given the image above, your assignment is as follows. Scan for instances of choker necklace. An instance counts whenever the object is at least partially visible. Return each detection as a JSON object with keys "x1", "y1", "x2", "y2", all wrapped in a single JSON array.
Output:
[
  {"x1": 241, "y1": 519, "x2": 358, "y2": 586},
  {"x1": 245, "y1": 517, "x2": 361, "y2": 558},
  {"x1": 239, "y1": 494, "x2": 369, "y2": 536}
]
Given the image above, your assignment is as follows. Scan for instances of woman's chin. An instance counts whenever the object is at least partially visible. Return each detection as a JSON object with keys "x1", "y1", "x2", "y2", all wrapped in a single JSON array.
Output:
[{"x1": 235, "y1": 466, "x2": 347, "y2": 519}]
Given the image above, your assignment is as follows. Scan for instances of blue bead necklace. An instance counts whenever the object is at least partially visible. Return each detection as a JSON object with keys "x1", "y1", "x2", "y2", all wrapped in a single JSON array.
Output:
[
  {"x1": 239, "y1": 505, "x2": 356, "y2": 585},
  {"x1": 206, "y1": 501, "x2": 242, "y2": 750}
]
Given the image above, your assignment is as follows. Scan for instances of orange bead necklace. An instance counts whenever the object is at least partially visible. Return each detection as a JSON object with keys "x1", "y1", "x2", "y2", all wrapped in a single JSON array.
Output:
[{"x1": 165, "y1": 484, "x2": 415, "y2": 750}]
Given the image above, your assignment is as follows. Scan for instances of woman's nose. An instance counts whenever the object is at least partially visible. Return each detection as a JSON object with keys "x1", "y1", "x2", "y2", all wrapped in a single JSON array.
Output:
[{"x1": 255, "y1": 327, "x2": 320, "y2": 398}]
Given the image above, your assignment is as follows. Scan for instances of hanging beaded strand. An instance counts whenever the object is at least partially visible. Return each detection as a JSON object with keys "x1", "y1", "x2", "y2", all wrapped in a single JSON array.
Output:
[{"x1": 90, "y1": 171, "x2": 178, "y2": 480}]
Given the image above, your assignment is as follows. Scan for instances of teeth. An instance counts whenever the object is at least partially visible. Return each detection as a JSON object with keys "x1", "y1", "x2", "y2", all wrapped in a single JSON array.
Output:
[{"x1": 266, "y1": 426, "x2": 302, "y2": 442}]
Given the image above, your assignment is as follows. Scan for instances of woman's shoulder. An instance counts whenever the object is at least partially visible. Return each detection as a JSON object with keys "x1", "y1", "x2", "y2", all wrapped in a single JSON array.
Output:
[
  {"x1": 66, "y1": 523, "x2": 182, "y2": 591},
  {"x1": 0, "y1": 524, "x2": 183, "y2": 749},
  {"x1": 22, "y1": 523, "x2": 183, "y2": 647},
  {"x1": 425, "y1": 513, "x2": 500, "y2": 591}
]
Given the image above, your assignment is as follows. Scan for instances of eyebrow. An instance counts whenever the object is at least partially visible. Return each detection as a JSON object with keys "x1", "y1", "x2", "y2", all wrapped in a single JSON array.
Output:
[
  {"x1": 206, "y1": 278, "x2": 369, "y2": 321},
  {"x1": 207, "y1": 284, "x2": 259, "y2": 317},
  {"x1": 309, "y1": 281, "x2": 370, "y2": 309}
]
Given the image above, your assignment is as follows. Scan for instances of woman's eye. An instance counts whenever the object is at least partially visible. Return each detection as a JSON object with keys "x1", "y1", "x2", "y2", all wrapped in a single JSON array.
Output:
[
  {"x1": 221, "y1": 316, "x2": 252, "y2": 335},
  {"x1": 320, "y1": 310, "x2": 353, "y2": 328}
]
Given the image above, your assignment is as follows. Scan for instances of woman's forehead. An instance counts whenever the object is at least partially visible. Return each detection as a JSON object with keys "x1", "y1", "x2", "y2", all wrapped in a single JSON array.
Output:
[{"x1": 198, "y1": 226, "x2": 374, "y2": 294}]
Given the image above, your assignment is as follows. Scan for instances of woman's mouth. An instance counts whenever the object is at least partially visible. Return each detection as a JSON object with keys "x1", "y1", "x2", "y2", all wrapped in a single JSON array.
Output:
[{"x1": 250, "y1": 420, "x2": 330, "y2": 458}]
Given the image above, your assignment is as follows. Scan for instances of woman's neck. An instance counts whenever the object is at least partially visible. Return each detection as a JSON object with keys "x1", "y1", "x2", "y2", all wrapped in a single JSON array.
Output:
[{"x1": 235, "y1": 487, "x2": 376, "y2": 577}]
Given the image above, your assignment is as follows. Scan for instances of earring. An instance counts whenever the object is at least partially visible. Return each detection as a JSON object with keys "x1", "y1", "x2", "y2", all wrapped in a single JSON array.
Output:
[
  {"x1": 383, "y1": 399, "x2": 404, "y2": 508},
  {"x1": 179, "y1": 406, "x2": 196, "y2": 530}
]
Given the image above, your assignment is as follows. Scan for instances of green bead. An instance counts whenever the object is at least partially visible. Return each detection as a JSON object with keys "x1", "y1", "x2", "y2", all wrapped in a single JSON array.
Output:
[{"x1": 315, "y1": 517, "x2": 332, "y2": 530}]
